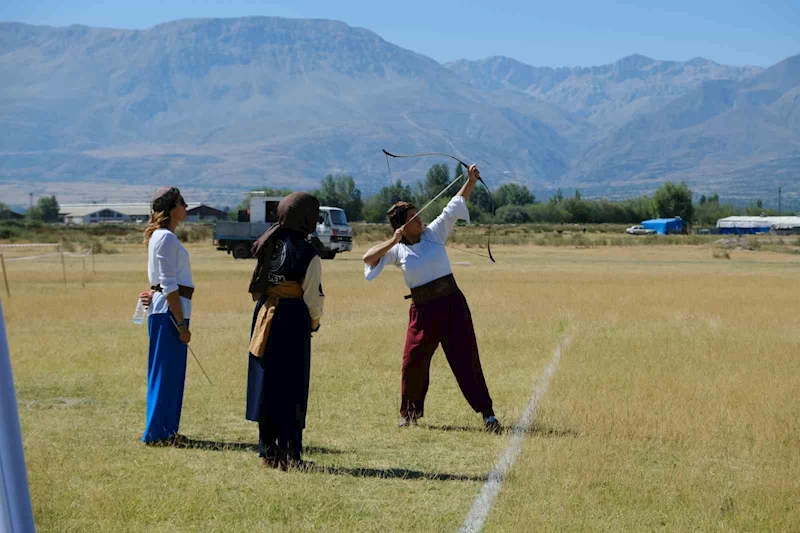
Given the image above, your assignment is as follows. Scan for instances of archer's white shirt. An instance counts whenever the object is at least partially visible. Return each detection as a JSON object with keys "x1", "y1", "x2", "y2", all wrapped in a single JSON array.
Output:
[
  {"x1": 364, "y1": 196, "x2": 469, "y2": 289},
  {"x1": 148, "y1": 229, "x2": 194, "y2": 318}
]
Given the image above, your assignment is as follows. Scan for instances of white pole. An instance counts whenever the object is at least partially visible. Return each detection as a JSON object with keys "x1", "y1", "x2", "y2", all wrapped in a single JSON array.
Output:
[
  {"x1": 59, "y1": 246, "x2": 66, "y2": 287},
  {"x1": 1, "y1": 254, "x2": 9, "y2": 298},
  {"x1": 0, "y1": 299, "x2": 36, "y2": 532}
]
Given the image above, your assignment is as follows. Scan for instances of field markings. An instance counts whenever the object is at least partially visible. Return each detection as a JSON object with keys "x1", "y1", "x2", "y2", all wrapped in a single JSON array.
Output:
[{"x1": 460, "y1": 335, "x2": 571, "y2": 533}]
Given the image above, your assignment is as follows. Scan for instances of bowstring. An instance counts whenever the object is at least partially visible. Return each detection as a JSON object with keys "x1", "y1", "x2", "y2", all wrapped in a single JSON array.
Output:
[
  {"x1": 418, "y1": 235, "x2": 494, "y2": 261},
  {"x1": 384, "y1": 150, "x2": 394, "y2": 190},
  {"x1": 383, "y1": 149, "x2": 495, "y2": 263}
]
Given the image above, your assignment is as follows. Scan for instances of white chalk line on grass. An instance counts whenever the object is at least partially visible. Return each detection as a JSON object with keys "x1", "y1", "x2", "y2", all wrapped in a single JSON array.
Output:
[{"x1": 460, "y1": 335, "x2": 571, "y2": 533}]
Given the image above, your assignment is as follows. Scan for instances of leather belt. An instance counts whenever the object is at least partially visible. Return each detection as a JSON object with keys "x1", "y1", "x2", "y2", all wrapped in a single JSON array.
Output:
[
  {"x1": 151, "y1": 284, "x2": 195, "y2": 300},
  {"x1": 405, "y1": 274, "x2": 458, "y2": 305}
]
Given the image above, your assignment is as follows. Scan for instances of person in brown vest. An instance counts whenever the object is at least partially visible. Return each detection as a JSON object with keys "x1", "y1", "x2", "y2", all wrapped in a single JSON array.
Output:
[{"x1": 246, "y1": 192, "x2": 325, "y2": 469}]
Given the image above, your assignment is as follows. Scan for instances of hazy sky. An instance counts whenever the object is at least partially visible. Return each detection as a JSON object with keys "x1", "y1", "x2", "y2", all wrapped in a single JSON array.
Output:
[{"x1": 2, "y1": 0, "x2": 798, "y2": 67}]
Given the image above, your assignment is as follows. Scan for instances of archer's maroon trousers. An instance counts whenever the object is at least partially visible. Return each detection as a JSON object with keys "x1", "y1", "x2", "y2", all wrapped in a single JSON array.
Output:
[{"x1": 400, "y1": 289, "x2": 493, "y2": 418}]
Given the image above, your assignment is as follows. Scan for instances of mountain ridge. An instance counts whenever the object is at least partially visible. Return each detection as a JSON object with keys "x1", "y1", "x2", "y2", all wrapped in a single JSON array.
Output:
[{"x1": 0, "y1": 17, "x2": 797, "y2": 205}]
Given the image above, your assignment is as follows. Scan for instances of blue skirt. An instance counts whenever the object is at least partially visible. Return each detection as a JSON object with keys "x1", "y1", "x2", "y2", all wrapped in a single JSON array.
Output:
[{"x1": 142, "y1": 313, "x2": 188, "y2": 443}]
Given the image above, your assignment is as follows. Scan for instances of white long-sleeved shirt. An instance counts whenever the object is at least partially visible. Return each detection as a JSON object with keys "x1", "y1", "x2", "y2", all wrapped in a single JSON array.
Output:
[
  {"x1": 364, "y1": 195, "x2": 469, "y2": 289},
  {"x1": 148, "y1": 228, "x2": 194, "y2": 318}
]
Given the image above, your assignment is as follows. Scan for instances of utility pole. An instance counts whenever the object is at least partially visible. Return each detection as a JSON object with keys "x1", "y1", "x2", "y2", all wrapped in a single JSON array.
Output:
[
  {"x1": 778, "y1": 187, "x2": 782, "y2": 216},
  {"x1": 28, "y1": 192, "x2": 33, "y2": 210}
]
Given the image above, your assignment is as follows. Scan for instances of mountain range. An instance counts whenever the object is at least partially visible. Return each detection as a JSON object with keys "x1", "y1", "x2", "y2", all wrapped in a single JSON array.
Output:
[{"x1": 0, "y1": 17, "x2": 798, "y2": 207}]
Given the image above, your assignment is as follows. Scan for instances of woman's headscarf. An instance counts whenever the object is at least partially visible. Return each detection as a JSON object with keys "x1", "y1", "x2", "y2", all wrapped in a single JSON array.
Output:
[
  {"x1": 248, "y1": 192, "x2": 320, "y2": 298},
  {"x1": 151, "y1": 186, "x2": 183, "y2": 214}
]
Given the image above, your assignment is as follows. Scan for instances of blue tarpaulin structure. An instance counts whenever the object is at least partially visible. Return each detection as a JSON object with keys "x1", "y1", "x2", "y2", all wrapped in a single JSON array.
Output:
[
  {"x1": 0, "y1": 299, "x2": 36, "y2": 533},
  {"x1": 641, "y1": 218, "x2": 684, "y2": 235}
]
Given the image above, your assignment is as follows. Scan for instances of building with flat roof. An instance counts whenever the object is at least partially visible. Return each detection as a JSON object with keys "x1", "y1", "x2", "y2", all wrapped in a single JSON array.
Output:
[{"x1": 60, "y1": 203, "x2": 226, "y2": 224}]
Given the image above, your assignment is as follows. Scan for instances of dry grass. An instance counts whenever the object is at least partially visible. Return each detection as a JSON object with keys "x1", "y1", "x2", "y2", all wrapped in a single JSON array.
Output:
[{"x1": 2, "y1": 241, "x2": 798, "y2": 532}]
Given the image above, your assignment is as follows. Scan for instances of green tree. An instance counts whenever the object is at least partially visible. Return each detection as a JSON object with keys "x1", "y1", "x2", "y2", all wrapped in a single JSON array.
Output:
[
  {"x1": 314, "y1": 174, "x2": 364, "y2": 221},
  {"x1": 495, "y1": 205, "x2": 530, "y2": 224},
  {"x1": 363, "y1": 180, "x2": 414, "y2": 223},
  {"x1": 38, "y1": 195, "x2": 60, "y2": 223},
  {"x1": 563, "y1": 197, "x2": 591, "y2": 223},
  {"x1": 470, "y1": 185, "x2": 494, "y2": 214},
  {"x1": 525, "y1": 202, "x2": 572, "y2": 223},
  {"x1": 414, "y1": 163, "x2": 453, "y2": 205},
  {"x1": 549, "y1": 188, "x2": 564, "y2": 205},
  {"x1": 652, "y1": 181, "x2": 694, "y2": 224},
  {"x1": 0, "y1": 201, "x2": 14, "y2": 220},
  {"x1": 454, "y1": 163, "x2": 465, "y2": 180},
  {"x1": 694, "y1": 200, "x2": 737, "y2": 226},
  {"x1": 25, "y1": 207, "x2": 42, "y2": 221},
  {"x1": 620, "y1": 196, "x2": 655, "y2": 223},
  {"x1": 495, "y1": 183, "x2": 534, "y2": 208}
]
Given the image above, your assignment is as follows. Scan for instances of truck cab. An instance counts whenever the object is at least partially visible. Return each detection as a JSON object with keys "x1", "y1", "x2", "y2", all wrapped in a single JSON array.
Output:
[
  {"x1": 315, "y1": 207, "x2": 353, "y2": 259},
  {"x1": 213, "y1": 194, "x2": 353, "y2": 260}
]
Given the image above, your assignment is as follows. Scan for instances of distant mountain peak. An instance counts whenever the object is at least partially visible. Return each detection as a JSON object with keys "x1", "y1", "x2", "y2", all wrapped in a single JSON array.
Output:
[
  {"x1": 615, "y1": 53, "x2": 655, "y2": 66},
  {"x1": 0, "y1": 16, "x2": 795, "y2": 206},
  {"x1": 685, "y1": 56, "x2": 715, "y2": 67}
]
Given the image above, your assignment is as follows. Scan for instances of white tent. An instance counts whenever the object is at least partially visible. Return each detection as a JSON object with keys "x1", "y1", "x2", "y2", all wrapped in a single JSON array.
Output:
[
  {"x1": 716, "y1": 216, "x2": 800, "y2": 230},
  {"x1": 0, "y1": 300, "x2": 35, "y2": 533}
]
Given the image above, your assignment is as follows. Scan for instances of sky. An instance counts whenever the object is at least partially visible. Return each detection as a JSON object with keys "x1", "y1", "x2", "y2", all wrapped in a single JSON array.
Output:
[{"x1": 1, "y1": 0, "x2": 798, "y2": 68}]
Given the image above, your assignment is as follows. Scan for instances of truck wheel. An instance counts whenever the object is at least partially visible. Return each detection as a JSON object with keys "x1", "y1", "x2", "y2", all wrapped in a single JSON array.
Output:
[{"x1": 232, "y1": 243, "x2": 250, "y2": 259}]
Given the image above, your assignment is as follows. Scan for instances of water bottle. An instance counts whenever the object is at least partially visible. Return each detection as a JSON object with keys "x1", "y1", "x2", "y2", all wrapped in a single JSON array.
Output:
[{"x1": 132, "y1": 299, "x2": 147, "y2": 325}]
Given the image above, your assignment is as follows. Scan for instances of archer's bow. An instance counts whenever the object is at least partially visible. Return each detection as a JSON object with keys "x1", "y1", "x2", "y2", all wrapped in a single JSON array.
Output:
[{"x1": 383, "y1": 149, "x2": 495, "y2": 263}]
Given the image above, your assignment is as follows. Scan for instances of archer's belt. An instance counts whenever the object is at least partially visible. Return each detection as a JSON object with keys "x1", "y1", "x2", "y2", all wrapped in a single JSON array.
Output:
[
  {"x1": 405, "y1": 274, "x2": 459, "y2": 305},
  {"x1": 249, "y1": 281, "x2": 305, "y2": 358},
  {"x1": 151, "y1": 284, "x2": 195, "y2": 300}
]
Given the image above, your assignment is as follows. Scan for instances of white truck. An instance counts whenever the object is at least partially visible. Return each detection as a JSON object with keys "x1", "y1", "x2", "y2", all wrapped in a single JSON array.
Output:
[{"x1": 213, "y1": 194, "x2": 353, "y2": 259}]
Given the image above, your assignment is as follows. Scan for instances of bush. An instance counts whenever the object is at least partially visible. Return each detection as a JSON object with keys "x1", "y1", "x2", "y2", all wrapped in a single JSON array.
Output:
[
  {"x1": 525, "y1": 203, "x2": 572, "y2": 224},
  {"x1": 175, "y1": 224, "x2": 212, "y2": 243},
  {"x1": 495, "y1": 205, "x2": 530, "y2": 224}
]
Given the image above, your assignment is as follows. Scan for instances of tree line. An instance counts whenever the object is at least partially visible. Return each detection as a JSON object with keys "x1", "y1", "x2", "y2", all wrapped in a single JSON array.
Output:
[
  {"x1": 0, "y1": 196, "x2": 60, "y2": 222},
  {"x1": 1, "y1": 169, "x2": 783, "y2": 227},
  {"x1": 241, "y1": 164, "x2": 782, "y2": 227}
]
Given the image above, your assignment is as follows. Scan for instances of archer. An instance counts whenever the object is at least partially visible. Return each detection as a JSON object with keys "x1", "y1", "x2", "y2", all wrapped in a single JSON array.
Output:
[{"x1": 362, "y1": 164, "x2": 501, "y2": 432}]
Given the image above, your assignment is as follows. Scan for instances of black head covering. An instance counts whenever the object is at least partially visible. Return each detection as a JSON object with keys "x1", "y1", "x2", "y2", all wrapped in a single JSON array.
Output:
[{"x1": 248, "y1": 192, "x2": 321, "y2": 298}]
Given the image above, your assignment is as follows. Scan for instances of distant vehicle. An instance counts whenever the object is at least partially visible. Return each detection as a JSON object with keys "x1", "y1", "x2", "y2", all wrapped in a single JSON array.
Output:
[
  {"x1": 314, "y1": 207, "x2": 353, "y2": 259},
  {"x1": 626, "y1": 225, "x2": 657, "y2": 235},
  {"x1": 213, "y1": 195, "x2": 353, "y2": 259}
]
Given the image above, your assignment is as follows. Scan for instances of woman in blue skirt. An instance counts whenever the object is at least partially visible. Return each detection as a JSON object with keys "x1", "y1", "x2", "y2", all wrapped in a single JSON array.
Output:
[{"x1": 141, "y1": 186, "x2": 194, "y2": 446}]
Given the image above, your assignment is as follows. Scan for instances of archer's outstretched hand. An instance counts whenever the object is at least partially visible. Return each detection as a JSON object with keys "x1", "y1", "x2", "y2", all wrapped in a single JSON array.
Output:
[
  {"x1": 458, "y1": 164, "x2": 480, "y2": 200},
  {"x1": 363, "y1": 226, "x2": 405, "y2": 267},
  {"x1": 468, "y1": 164, "x2": 480, "y2": 182}
]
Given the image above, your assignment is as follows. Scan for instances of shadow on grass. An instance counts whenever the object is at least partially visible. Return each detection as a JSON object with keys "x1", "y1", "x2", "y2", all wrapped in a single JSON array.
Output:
[
  {"x1": 308, "y1": 464, "x2": 486, "y2": 482},
  {"x1": 425, "y1": 423, "x2": 580, "y2": 438},
  {"x1": 181, "y1": 439, "x2": 346, "y2": 455}
]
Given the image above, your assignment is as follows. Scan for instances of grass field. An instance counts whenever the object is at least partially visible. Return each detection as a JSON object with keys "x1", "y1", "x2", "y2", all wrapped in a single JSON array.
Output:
[{"x1": 2, "y1": 239, "x2": 799, "y2": 532}]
